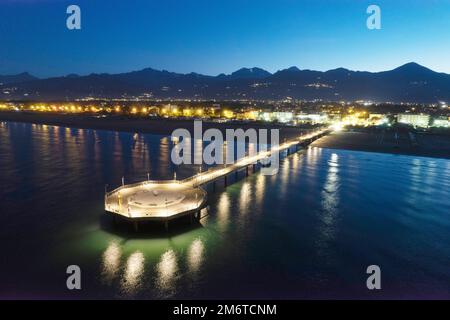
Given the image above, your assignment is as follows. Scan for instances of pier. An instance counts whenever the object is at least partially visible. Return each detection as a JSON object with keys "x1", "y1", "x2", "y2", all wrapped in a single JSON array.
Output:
[{"x1": 104, "y1": 127, "x2": 330, "y2": 230}]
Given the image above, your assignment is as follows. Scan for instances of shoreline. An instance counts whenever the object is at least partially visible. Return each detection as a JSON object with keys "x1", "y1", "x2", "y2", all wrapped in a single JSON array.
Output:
[
  {"x1": 0, "y1": 111, "x2": 310, "y2": 141},
  {"x1": 2, "y1": 111, "x2": 449, "y2": 160}
]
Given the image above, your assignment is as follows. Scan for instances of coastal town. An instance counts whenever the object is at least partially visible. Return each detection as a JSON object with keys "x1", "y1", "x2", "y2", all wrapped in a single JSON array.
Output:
[{"x1": 1, "y1": 99, "x2": 449, "y2": 129}]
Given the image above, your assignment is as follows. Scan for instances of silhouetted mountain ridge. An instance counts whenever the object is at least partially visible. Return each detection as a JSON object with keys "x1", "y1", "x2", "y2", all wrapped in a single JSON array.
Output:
[
  {"x1": 228, "y1": 67, "x2": 272, "y2": 79},
  {"x1": 1, "y1": 63, "x2": 449, "y2": 102},
  {"x1": 0, "y1": 72, "x2": 37, "y2": 84}
]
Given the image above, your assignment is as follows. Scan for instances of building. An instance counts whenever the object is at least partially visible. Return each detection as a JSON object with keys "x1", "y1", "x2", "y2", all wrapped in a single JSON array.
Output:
[
  {"x1": 296, "y1": 113, "x2": 329, "y2": 125},
  {"x1": 258, "y1": 112, "x2": 273, "y2": 122},
  {"x1": 272, "y1": 112, "x2": 294, "y2": 123},
  {"x1": 432, "y1": 116, "x2": 450, "y2": 128},
  {"x1": 369, "y1": 113, "x2": 389, "y2": 125},
  {"x1": 397, "y1": 114, "x2": 430, "y2": 128}
]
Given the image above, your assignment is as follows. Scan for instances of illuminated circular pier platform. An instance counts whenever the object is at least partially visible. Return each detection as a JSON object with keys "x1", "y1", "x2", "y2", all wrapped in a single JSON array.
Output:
[
  {"x1": 104, "y1": 127, "x2": 331, "y2": 231},
  {"x1": 105, "y1": 181, "x2": 207, "y2": 226}
]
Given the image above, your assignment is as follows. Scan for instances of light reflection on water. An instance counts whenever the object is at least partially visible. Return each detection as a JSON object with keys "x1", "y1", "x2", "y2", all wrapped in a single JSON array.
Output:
[
  {"x1": 239, "y1": 181, "x2": 251, "y2": 214},
  {"x1": 187, "y1": 238, "x2": 205, "y2": 274},
  {"x1": 254, "y1": 174, "x2": 265, "y2": 207},
  {"x1": 317, "y1": 153, "x2": 340, "y2": 254},
  {"x1": 121, "y1": 251, "x2": 145, "y2": 297},
  {"x1": 1, "y1": 122, "x2": 450, "y2": 299},
  {"x1": 216, "y1": 193, "x2": 230, "y2": 230},
  {"x1": 101, "y1": 241, "x2": 122, "y2": 284},
  {"x1": 155, "y1": 249, "x2": 179, "y2": 297},
  {"x1": 279, "y1": 154, "x2": 291, "y2": 197}
]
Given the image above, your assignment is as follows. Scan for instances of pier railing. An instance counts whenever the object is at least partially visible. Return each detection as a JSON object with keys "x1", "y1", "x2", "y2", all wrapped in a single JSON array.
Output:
[
  {"x1": 105, "y1": 179, "x2": 181, "y2": 197},
  {"x1": 105, "y1": 186, "x2": 207, "y2": 218}
]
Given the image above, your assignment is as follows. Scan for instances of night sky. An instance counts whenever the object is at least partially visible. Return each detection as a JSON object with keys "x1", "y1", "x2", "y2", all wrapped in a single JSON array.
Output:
[{"x1": 1, "y1": 0, "x2": 450, "y2": 77}]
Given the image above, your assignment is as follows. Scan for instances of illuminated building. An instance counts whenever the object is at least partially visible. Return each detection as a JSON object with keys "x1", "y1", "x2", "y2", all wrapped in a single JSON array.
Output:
[
  {"x1": 272, "y1": 112, "x2": 294, "y2": 123},
  {"x1": 397, "y1": 114, "x2": 430, "y2": 128},
  {"x1": 369, "y1": 113, "x2": 389, "y2": 125},
  {"x1": 296, "y1": 113, "x2": 328, "y2": 124},
  {"x1": 432, "y1": 117, "x2": 450, "y2": 128}
]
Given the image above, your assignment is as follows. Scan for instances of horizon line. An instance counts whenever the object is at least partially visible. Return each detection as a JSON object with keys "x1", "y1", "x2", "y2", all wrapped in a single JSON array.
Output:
[{"x1": 1, "y1": 61, "x2": 446, "y2": 79}]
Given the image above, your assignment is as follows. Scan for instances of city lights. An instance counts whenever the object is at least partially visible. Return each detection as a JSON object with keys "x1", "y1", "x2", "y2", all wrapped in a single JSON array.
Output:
[{"x1": 0, "y1": 100, "x2": 448, "y2": 131}]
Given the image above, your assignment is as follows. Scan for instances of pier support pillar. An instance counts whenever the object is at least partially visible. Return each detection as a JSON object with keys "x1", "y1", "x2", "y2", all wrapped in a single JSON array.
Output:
[
  {"x1": 164, "y1": 221, "x2": 169, "y2": 232},
  {"x1": 235, "y1": 171, "x2": 238, "y2": 180},
  {"x1": 246, "y1": 166, "x2": 249, "y2": 177},
  {"x1": 133, "y1": 222, "x2": 138, "y2": 232},
  {"x1": 224, "y1": 175, "x2": 228, "y2": 187},
  {"x1": 253, "y1": 163, "x2": 256, "y2": 172}
]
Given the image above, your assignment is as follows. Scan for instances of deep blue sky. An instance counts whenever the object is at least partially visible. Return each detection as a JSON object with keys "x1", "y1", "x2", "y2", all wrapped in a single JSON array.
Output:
[{"x1": 1, "y1": 0, "x2": 450, "y2": 77}]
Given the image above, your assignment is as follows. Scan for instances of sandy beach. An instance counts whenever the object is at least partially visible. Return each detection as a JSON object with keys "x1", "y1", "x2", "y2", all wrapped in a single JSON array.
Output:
[{"x1": 312, "y1": 130, "x2": 450, "y2": 159}]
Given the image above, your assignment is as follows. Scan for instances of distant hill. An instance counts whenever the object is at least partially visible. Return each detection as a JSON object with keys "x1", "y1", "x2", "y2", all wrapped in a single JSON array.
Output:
[
  {"x1": 1, "y1": 63, "x2": 450, "y2": 103},
  {"x1": 0, "y1": 72, "x2": 37, "y2": 84},
  {"x1": 224, "y1": 67, "x2": 272, "y2": 80}
]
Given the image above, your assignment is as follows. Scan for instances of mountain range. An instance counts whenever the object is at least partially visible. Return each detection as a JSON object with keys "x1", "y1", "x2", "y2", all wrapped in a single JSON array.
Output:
[
  {"x1": 0, "y1": 72, "x2": 37, "y2": 85},
  {"x1": 1, "y1": 63, "x2": 449, "y2": 103}
]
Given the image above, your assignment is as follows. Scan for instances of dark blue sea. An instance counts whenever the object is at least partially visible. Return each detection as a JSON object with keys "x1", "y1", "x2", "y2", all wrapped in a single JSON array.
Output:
[{"x1": 1, "y1": 121, "x2": 449, "y2": 299}]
